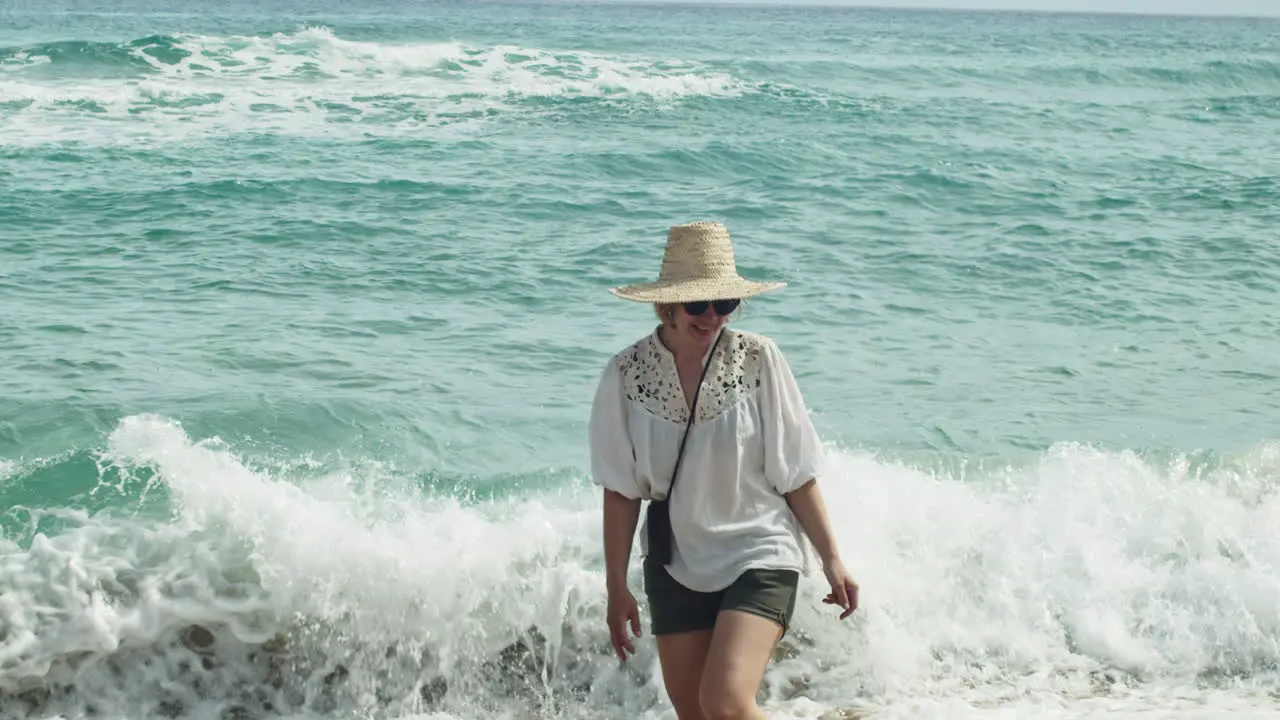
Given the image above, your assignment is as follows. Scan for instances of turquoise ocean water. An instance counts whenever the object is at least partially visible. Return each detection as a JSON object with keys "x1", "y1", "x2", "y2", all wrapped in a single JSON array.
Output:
[{"x1": 2, "y1": 1, "x2": 1279, "y2": 717}]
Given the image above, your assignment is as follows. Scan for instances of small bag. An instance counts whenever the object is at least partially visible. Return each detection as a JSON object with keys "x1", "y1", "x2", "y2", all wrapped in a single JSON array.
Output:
[{"x1": 647, "y1": 330, "x2": 723, "y2": 566}]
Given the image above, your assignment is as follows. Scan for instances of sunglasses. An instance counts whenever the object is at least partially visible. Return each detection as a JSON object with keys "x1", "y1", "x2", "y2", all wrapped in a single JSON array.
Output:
[{"x1": 682, "y1": 299, "x2": 741, "y2": 316}]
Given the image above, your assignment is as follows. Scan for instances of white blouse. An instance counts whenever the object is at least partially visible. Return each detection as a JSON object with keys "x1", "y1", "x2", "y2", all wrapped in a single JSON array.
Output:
[{"x1": 589, "y1": 326, "x2": 825, "y2": 593}]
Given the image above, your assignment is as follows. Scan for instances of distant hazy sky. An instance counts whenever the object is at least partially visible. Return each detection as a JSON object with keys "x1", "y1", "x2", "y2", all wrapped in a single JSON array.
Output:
[{"x1": 787, "y1": 0, "x2": 1279, "y2": 15}]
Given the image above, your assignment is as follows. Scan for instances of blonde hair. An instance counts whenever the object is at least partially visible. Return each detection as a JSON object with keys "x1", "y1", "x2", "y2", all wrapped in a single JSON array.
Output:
[{"x1": 655, "y1": 303, "x2": 675, "y2": 325}]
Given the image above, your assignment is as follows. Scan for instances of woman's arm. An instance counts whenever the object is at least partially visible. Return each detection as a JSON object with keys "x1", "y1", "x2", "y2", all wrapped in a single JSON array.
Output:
[
  {"x1": 786, "y1": 478, "x2": 859, "y2": 619},
  {"x1": 784, "y1": 478, "x2": 840, "y2": 566},
  {"x1": 603, "y1": 488, "x2": 643, "y2": 660},
  {"x1": 603, "y1": 489, "x2": 641, "y2": 594}
]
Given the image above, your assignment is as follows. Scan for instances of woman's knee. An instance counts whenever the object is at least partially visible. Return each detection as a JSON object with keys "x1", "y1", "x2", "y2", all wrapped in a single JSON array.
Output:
[
  {"x1": 657, "y1": 628, "x2": 715, "y2": 720},
  {"x1": 666, "y1": 674, "x2": 706, "y2": 720},
  {"x1": 670, "y1": 693, "x2": 707, "y2": 720},
  {"x1": 697, "y1": 681, "x2": 758, "y2": 720}
]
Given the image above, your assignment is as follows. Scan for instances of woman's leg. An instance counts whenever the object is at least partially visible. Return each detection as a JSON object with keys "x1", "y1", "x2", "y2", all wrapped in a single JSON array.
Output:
[
  {"x1": 697, "y1": 609, "x2": 782, "y2": 720},
  {"x1": 696, "y1": 568, "x2": 798, "y2": 720},
  {"x1": 656, "y1": 630, "x2": 714, "y2": 720},
  {"x1": 643, "y1": 558, "x2": 724, "y2": 719}
]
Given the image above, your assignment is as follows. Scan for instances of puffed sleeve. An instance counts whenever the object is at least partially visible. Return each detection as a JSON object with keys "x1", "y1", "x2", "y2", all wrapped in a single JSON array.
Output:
[
  {"x1": 758, "y1": 338, "x2": 824, "y2": 494},
  {"x1": 589, "y1": 357, "x2": 642, "y2": 499}
]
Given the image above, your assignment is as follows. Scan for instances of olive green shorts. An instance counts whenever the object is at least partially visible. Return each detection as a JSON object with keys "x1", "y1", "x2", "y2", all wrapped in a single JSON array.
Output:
[{"x1": 642, "y1": 557, "x2": 800, "y2": 636}]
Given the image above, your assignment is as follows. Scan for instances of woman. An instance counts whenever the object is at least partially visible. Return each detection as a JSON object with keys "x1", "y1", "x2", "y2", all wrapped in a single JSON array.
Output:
[{"x1": 589, "y1": 221, "x2": 858, "y2": 720}]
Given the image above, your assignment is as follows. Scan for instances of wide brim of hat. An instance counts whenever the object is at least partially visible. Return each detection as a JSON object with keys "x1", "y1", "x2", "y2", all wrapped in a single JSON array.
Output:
[{"x1": 608, "y1": 276, "x2": 786, "y2": 304}]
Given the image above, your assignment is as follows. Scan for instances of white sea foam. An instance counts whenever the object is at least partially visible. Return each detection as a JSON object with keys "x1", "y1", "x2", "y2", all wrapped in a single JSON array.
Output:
[
  {"x1": 0, "y1": 415, "x2": 1276, "y2": 719},
  {"x1": 0, "y1": 27, "x2": 743, "y2": 147}
]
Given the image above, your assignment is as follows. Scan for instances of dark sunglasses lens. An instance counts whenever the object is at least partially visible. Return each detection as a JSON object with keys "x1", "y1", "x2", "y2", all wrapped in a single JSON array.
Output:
[{"x1": 682, "y1": 299, "x2": 739, "y2": 316}]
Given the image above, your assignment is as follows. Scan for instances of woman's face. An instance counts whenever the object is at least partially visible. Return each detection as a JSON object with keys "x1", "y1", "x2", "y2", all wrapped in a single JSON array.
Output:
[{"x1": 670, "y1": 299, "x2": 740, "y2": 346}]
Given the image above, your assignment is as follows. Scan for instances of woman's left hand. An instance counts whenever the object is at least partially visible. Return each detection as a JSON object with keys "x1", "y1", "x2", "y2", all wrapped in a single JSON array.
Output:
[{"x1": 821, "y1": 559, "x2": 859, "y2": 620}]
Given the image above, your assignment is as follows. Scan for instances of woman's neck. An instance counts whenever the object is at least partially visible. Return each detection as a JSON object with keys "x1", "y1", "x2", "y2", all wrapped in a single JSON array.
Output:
[{"x1": 659, "y1": 325, "x2": 716, "y2": 363}]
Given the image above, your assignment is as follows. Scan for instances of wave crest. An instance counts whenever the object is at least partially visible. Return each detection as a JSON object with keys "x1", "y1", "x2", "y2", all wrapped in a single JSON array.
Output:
[{"x1": 0, "y1": 27, "x2": 742, "y2": 146}]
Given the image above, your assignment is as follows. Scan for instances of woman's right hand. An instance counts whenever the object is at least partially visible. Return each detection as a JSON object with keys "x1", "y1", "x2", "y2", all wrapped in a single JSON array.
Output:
[{"x1": 607, "y1": 586, "x2": 642, "y2": 662}]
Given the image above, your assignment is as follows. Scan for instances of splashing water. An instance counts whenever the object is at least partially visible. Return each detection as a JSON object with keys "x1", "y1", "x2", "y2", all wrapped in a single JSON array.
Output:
[{"x1": 2, "y1": 416, "x2": 1277, "y2": 719}]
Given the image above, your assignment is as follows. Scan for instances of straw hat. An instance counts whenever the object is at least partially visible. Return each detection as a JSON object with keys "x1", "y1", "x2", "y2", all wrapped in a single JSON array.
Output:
[{"x1": 609, "y1": 221, "x2": 786, "y2": 303}]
